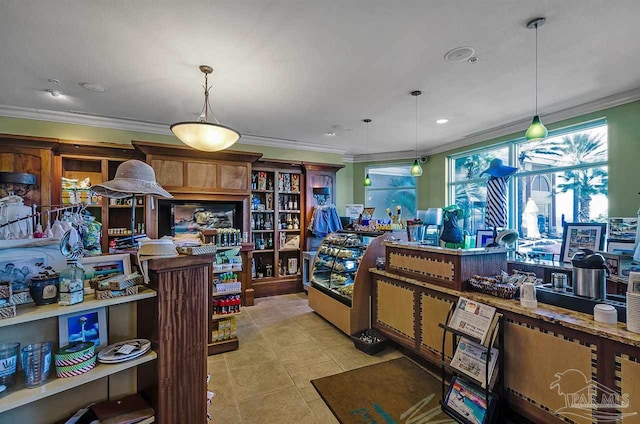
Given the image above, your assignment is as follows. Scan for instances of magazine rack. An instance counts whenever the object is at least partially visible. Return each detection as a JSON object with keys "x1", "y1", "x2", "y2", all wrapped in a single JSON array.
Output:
[{"x1": 438, "y1": 302, "x2": 504, "y2": 424}]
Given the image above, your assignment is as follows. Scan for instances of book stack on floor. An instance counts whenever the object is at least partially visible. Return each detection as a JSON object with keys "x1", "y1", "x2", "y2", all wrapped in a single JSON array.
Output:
[{"x1": 440, "y1": 297, "x2": 502, "y2": 424}]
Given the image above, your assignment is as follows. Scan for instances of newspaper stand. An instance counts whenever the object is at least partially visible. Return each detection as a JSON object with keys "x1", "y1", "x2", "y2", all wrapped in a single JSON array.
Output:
[{"x1": 439, "y1": 302, "x2": 503, "y2": 424}]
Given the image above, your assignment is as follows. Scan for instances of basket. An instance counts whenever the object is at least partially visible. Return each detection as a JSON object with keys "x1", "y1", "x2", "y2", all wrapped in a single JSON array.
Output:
[
  {"x1": 467, "y1": 277, "x2": 518, "y2": 299},
  {"x1": 351, "y1": 329, "x2": 388, "y2": 355},
  {"x1": 95, "y1": 285, "x2": 142, "y2": 300}
]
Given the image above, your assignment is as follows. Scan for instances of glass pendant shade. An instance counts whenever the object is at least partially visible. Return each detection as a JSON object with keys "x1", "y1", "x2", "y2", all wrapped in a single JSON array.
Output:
[
  {"x1": 363, "y1": 173, "x2": 372, "y2": 187},
  {"x1": 170, "y1": 122, "x2": 240, "y2": 152},
  {"x1": 410, "y1": 159, "x2": 423, "y2": 177},
  {"x1": 525, "y1": 115, "x2": 548, "y2": 142},
  {"x1": 171, "y1": 65, "x2": 241, "y2": 152}
]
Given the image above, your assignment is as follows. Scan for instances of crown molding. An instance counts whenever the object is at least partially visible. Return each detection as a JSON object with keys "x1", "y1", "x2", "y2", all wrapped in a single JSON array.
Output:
[
  {"x1": 0, "y1": 105, "x2": 347, "y2": 156},
  {"x1": 1, "y1": 86, "x2": 639, "y2": 163},
  {"x1": 422, "y1": 87, "x2": 640, "y2": 157}
]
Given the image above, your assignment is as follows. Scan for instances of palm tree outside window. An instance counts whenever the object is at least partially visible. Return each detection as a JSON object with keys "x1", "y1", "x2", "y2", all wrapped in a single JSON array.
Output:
[{"x1": 449, "y1": 119, "x2": 608, "y2": 257}]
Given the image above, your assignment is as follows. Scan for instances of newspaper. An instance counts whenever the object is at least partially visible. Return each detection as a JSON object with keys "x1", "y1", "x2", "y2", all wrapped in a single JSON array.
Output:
[
  {"x1": 448, "y1": 297, "x2": 496, "y2": 345},
  {"x1": 445, "y1": 377, "x2": 491, "y2": 424},
  {"x1": 450, "y1": 337, "x2": 498, "y2": 389}
]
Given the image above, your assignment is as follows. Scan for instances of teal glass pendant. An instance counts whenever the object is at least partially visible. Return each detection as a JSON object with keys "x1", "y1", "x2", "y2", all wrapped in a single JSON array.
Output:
[
  {"x1": 525, "y1": 116, "x2": 548, "y2": 142},
  {"x1": 364, "y1": 173, "x2": 372, "y2": 187},
  {"x1": 410, "y1": 159, "x2": 423, "y2": 177}
]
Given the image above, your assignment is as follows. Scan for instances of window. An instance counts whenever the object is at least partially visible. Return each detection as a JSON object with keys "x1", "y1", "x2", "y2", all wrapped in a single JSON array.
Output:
[
  {"x1": 448, "y1": 119, "x2": 608, "y2": 256},
  {"x1": 365, "y1": 164, "x2": 417, "y2": 220}
]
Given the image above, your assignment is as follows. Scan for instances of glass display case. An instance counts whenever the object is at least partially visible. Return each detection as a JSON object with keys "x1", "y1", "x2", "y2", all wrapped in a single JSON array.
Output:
[{"x1": 311, "y1": 231, "x2": 381, "y2": 307}]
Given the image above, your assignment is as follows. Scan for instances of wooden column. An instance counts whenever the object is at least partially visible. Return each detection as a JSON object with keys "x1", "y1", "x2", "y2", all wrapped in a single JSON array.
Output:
[
  {"x1": 240, "y1": 243, "x2": 255, "y2": 306},
  {"x1": 137, "y1": 255, "x2": 214, "y2": 424}
]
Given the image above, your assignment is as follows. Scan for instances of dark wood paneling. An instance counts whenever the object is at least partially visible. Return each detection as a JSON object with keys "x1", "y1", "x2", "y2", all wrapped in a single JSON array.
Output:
[
  {"x1": 132, "y1": 140, "x2": 263, "y2": 163},
  {"x1": 137, "y1": 255, "x2": 213, "y2": 424},
  {"x1": 252, "y1": 276, "x2": 302, "y2": 298}
]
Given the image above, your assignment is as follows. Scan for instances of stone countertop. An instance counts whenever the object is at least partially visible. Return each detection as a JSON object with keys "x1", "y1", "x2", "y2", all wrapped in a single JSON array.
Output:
[
  {"x1": 370, "y1": 268, "x2": 640, "y2": 348},
  {"x1": 382, "y1": 241, "x2": 507, "y2": 256}
]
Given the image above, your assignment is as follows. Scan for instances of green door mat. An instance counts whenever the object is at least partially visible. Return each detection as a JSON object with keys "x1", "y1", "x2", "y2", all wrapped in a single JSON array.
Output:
[{"x1": 312, "y1": 357, "x2": 455, "y2": 423}]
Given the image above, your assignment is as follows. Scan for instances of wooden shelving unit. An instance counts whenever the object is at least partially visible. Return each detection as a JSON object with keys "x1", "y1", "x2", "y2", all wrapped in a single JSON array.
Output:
[
  {"x1": 0, "y1": 351, "x2": 157, "y2": 414},
  {"x1": 250, "y1": 165, "x2": 304, "y2": 297},
  {"x1": 0, "y1": 290, "x2": 157, "y2": 328}
]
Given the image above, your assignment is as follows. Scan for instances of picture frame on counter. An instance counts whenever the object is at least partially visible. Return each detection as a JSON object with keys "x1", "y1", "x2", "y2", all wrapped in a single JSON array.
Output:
[
  {"x1": 79, "y1": 253, "x2": 131, "y2": 287},
  {"x1": 607, "y1": 241, "x2": 636, "y2": 255},
  {"x1": 607, "y1": 217, "x2": 638, "y2": 242},
  {"x1": 59, "y1": 307, "x2": 108, "y2": 350},
  {"x1": 559, "y1": 222, "x2": 607, "y2": 263},
  {"x1": 475, "y1": 230, "x2": 495, "y2": 248}
]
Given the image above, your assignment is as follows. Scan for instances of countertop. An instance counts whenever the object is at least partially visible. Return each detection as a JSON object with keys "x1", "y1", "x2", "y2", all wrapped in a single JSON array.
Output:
[
  {"x1": 370, "y1": 268, "x2": 640, "y2": 347},
  {"x1": 383, "y1": 241, "x2": 508, "y2": 256}
]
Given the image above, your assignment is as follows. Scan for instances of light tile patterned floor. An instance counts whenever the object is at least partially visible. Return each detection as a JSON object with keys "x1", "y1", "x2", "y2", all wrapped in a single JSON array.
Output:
[{"x1": 207, "y1": 292, "x2": 403, "y2": 424}]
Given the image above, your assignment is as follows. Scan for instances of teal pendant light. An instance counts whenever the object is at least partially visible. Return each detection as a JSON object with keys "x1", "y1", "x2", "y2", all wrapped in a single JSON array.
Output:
[
  {"x1": 525, "y1": 18, "x2": 548, "y2": 142},
  {"x1": 363, "y1": 118, "x2": 372, "y2": 186},
  {"x1": 410, "y1": 91, "x2": 423, "y2": 177}
]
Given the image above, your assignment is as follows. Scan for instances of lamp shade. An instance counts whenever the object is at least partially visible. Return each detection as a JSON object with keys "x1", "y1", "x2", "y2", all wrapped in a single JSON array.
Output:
[
  {"x1": 410, "y1": 159, "x2": 423, "y2": 177},
  {"x1": 171, "y1": 121, "x2": 241, "y2": 152},
  {"x1": 363, "y1": 174, "x2": 372, "y2": 187},
  {"x1": 525, "y1": 115, "x2": 548, "y2": 142}
]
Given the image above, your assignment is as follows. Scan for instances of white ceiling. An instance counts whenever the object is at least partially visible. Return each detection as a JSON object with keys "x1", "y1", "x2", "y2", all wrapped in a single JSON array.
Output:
[{"x1": 1, "y1": 1, "x2": 640, "y2": 158}]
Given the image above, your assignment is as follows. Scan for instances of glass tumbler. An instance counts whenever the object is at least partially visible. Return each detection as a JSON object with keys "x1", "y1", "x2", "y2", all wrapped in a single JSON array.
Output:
[
  {"x1": 21, "y1": 342, "x2": 53, "y2": 388},
  {"x1": 0, "y1": 342, "x2": 20, "y2": 394}
]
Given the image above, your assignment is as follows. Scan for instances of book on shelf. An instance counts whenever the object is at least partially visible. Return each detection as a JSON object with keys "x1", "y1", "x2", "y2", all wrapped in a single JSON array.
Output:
[
  {"x1": 448, "y1": 297, "x2": 496, "y2": 345},
  {"x1": 444, "y1": 376, "x2": 496, "y2": 424},
  {"x1": 450, "y1": 337, "x2": 499, "y2": 389}
]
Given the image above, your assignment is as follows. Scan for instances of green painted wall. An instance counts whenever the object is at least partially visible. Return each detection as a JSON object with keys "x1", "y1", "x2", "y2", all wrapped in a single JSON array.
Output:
[
  {"x1": 0, "y1": 115, "x2": 351, "y2": 211},
  {"x1": 353, "y1": 100, "x2": 640, "y2": 217}
]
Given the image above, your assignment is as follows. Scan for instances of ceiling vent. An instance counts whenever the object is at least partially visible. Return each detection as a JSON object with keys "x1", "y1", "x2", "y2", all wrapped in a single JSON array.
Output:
[{"x1": 444, "y1": 47, "x2": 476, "y2": 63}]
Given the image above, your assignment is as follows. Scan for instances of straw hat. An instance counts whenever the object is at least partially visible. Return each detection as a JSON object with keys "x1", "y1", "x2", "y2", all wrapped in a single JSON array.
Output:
[{"x1": 91, "y1": 160, "x2": 172, "y2": 199}]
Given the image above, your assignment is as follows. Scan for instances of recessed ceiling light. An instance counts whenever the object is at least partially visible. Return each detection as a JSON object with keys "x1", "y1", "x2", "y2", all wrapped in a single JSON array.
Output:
[
  {"x1": 444, "y1": 46, "x2": 475, "y2": 63},
  {"x1": 325, "y1": 132, "x2": 336, "y2": 137},
  {"x1": 436, "y1": 118, "x2": 449, "y2": 124},
  {"x1": 46, "y1": 89, "x2": 63, "y2": 98},
  {"x1": 79, "y1": 82, "x2": 107, "y2": 93},
  {"x1": 48, "y1": 78, "x2": 60, "y2": 84},
  {"x1": 468, "y1": 57, "x2": 479, "y2": 63}
]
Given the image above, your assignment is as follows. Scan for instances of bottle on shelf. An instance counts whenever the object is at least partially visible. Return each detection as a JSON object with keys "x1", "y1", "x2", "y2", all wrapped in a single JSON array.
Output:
[
  {"x1": 257, "y1": 257, "x2": 264, "y2": 278},
  {"x1": 293, "y1": 216, "x2": 299, "y2": 230},
  {"x1": 267, "y1": 234, "x2": 273, "y2": 249},
  {"x1": 293, "y1": 197, "x2": 298, "y2": 210},
  {"x1": 288, "y1": 196, "x2": 294, "y2": 210}
]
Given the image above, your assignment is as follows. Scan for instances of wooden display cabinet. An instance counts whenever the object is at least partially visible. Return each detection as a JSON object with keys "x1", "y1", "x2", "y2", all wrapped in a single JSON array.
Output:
[
  {"x1": 54, "y1": 147, "x2": 146, "y2": 253},
  {"x1": 251, "y1": 163, "x2": 305, "y2": 297}
]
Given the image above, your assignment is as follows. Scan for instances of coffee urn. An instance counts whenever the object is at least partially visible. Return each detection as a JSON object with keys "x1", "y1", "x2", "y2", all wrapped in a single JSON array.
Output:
[{"x1": 571, "y1": 250, "x2": 608, "y2": 299}]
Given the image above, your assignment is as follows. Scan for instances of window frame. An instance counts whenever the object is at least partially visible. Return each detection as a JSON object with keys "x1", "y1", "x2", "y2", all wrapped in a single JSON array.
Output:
[
  {"x1": 364, "y1": 161, "x2": 418, "y2": 219},
  {"x1": 447, "y1": 118, "x2": 608, "y2": 230}
]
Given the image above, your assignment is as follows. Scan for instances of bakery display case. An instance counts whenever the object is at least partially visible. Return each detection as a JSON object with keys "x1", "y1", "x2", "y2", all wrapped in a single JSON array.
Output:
[{"x1": 308, "y1": 230, "x2": 396, "y2": 335}]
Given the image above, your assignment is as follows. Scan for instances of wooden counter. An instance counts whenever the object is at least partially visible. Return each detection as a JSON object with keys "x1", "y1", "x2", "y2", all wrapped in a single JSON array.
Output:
[{"x1": 371, "y1": 267, "x2": 640, "y2": 424}]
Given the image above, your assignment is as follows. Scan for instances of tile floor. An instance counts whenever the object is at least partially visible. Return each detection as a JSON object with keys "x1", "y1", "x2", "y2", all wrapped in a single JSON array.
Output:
[{"x1": 207, "y1": 292, "x2": 404, "y2": 424}]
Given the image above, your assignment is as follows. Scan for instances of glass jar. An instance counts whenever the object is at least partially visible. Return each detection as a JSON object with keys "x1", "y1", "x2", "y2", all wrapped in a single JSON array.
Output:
[{"x1": 59, "y1": 260, "x2": 85, "y2": 304}]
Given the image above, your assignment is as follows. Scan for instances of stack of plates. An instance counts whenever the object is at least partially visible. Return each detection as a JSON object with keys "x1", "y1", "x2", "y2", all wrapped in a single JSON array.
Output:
[
  {"x1": 97, "y1": 339, "x2": 151, "y2": 364},
  {"x1": 627, "y1": 292, "x2": 640, "y2": 333}
]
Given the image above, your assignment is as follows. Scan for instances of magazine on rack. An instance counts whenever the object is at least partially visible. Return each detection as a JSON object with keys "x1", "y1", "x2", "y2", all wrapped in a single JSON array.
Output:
[
  {"x1": 450, "y1": 337, "x2": 499, "y2": 389},
  {"x1": 448, "y1": 297, "x2": 496, "y2": 345},
  {"x1": 444, "y1": 377, "x2": 496, "y2": 424}
]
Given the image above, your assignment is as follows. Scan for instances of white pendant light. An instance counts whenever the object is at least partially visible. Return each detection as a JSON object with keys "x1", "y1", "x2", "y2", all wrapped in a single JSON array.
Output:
[
  {"x1": 363, "y1": 119, "x2": 372, "y2": 187},
  {"x1": 525, "y1": 18, "x2": 548, "y2": 142},
  {"x1": 410, "y1": 90, "x2": 423, "y2": 177},
  {"x1": 171, "y1": 65, "x2": 241, "y2": 152}
]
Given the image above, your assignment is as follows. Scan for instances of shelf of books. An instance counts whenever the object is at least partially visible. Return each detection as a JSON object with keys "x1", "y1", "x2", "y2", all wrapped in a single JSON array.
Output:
[{"x1": 439, "y1": 297, "x2": 503, "y2": 424}]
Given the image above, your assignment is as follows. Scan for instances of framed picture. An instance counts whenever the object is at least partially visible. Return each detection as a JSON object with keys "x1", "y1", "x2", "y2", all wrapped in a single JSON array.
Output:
[
  {"x1": 559, "y1": 222, "x2": 607, "y2": 263},
  {"x1": 0, "y1": 256, "x2": 46, "y2": 293},
  {"x1": 58, "y1": 307, "x2": 108, "y2": 350},
  {"x1": 79, "y1": 253, "x2": 131, "y2": 287},
  {"x1": 608, "y1": 217, "x2": 638, "y2": 242},
  {"x1": 475, "y1": 230, "x2": 495, "y2": 248},
  {"x1": 607, "y1": 241, "x2": 636, "y2": 255}
]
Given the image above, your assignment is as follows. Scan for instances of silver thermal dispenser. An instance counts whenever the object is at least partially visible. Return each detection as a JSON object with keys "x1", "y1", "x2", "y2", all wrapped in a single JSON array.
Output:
[{"x1": 571, "y1": 250, "x2": 608, "y2": 300}]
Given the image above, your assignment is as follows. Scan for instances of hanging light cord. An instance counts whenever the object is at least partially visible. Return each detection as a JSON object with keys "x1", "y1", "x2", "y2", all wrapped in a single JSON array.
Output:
[
  {"x1": 535, "y1": 22, "x2": 538, "y2": 115},
  {"x1": 366, "y1": 120, "x2": 370, "y2": 161},
  {"x1": 415, "y1": 93, "x2": 418, "y2": 157}
]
